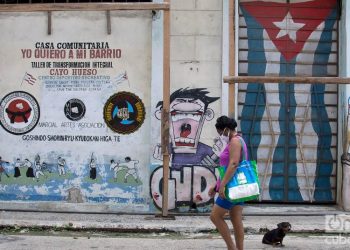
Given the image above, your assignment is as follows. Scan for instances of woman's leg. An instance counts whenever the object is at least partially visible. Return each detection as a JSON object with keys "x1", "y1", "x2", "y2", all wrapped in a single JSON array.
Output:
[
  {"x1": 229, "y1": 205, "x2": 244, "y2": 250},
  {"x1": 210, "y1": 204, "x2": 236, "y2": 250}
]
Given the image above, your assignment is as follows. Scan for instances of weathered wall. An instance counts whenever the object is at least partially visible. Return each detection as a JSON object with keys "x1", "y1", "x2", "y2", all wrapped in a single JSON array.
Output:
[
  {"x1": 0, "y1": 1, "x2": 225, "y2": 213},
  {"x1": 1, "y1": 0, "x2": 345, "y2": 213},
  {"x1": 149, "y1": 0, "x2": 224, "y2": 212},
  {"x1": 338, "y1": 0, "x2": 350, "y2": 210},
  {"x1": 0, "y1": 10, "x2": 153, "y2": 212}
]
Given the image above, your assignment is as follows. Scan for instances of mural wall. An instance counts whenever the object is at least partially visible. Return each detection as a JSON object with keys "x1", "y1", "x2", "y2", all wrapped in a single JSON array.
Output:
[
  {"x1": 2, "y1": 0, "x2": 341, "y2": 213},
  {"x1": 238, "y1": 0, "x2": 339, "y2": 203},
  {"x1": 0, "y1": 11, "x2": 152, "y2": 211},
  {"x1": 150, "y1": 88, "x2": 222, "y2": 212}
]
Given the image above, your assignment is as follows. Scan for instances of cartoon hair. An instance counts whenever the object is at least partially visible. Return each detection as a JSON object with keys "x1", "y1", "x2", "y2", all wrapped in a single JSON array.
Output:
[{"x1": 156, "y1": 87, "x2": 219, "y2": 110}]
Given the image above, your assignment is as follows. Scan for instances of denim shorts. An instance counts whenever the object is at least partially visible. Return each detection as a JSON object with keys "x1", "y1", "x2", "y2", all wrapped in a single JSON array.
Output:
[{"x1": 215, "y1": 196, "x2": 244, "y2": 210}]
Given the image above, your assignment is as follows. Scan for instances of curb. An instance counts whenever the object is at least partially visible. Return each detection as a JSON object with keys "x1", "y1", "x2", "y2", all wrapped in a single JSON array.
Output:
[{"x1": 0, "y1": 224, "x2": 346, "y2": 235}]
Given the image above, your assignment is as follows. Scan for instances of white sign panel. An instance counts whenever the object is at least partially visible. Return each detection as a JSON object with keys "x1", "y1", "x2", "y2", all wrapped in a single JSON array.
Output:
[{"x1": 0, "y1": 11, "x2": 152, "y2": 211}]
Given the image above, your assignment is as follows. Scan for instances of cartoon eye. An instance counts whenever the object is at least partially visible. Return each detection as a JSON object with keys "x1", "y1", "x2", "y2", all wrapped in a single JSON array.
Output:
[
  {"x1": 176, "y1": 99, "x2": 186, "y2": 103},
  {"x1": 189, "y1": 100, "x2": 201, "y2": 106}
]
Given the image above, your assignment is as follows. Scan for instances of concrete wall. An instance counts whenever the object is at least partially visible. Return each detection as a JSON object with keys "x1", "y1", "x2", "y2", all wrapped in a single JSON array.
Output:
[
  {"x1": 338, "y1": 0, "x2": 350, "y2": 210},
  {"x1": 0, "y1": 1, "x2": 225, "y2": 213},
  {"x1": 170, "y1": 0, "x2": 223, "y2": 148},
  {"x1": 1, "y1": 0, "x2": 346, "y2": 213},
  {"x1": 0, "y1": 10, "x2": 153, "y2": 213},
  {"x1": 149, "y1": 0, "x2": 224, "y2": 212}
]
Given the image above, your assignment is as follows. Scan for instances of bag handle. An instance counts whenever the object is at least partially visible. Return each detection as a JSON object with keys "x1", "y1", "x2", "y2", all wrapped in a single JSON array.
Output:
[{"x1": 237, "y1": 136, "x2": 248, "y2": 161}]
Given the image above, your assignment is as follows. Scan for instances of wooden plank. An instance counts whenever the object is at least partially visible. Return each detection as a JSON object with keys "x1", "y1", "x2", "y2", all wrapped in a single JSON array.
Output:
[
  {"x1": 161, "y1": 0, "x2": 171, "y2": 217},
  {"x1": 228, "y1": 0, "x2": 235, "y2": 117},
  {"x1": 47, "y1": 11, "x2": 52, "y2": 35},
  {"x1": 0, "y1": 3, "x2": 170, "y2": 12},
  {"x1": 224, "y1": 76, "x2": 350, "y2": 84},
  {"x1": 297, "y1": 94, "x2": 313, "y2": 202},
  {"x1": 106, "y1": 10, "x2": 111, "y2": 35}
]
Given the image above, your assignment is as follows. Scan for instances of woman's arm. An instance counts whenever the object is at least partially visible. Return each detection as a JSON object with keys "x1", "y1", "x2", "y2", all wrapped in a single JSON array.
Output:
[{"x1": 218, "y1": 137, "x2": 242, "y2": 198}]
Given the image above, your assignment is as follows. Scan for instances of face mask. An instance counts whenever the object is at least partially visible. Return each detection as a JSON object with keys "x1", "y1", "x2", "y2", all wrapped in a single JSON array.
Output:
[{"x1": 220, "y1": 128, "x2": 230, "y2": 144}]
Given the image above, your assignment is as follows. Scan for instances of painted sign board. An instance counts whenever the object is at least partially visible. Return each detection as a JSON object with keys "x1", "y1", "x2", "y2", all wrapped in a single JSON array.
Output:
[{"x1": 0, "y1": 11, "x2": 152, "y2": 211}]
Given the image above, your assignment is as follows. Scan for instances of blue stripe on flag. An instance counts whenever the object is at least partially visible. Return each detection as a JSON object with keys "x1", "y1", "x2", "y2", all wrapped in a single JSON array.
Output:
[
  {"x1": 270, "y1": 57, "x2": 302, "y2": 201},
  {"x1": 240, "y1": 8, "x2": 266, "y2": 163},
  {"x1": 311, "y1": 9, "x2": 337, "y2": 202}
]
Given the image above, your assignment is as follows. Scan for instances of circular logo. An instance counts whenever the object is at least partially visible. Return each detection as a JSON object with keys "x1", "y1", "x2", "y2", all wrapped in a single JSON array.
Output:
[
  {"x1": 0, "y1": 91, "x2": 40, "y2": 135},
  {"x1": 64, "y1": 98, "x2": 86, "y2": 121},
  {"x1": 103, "y1": 91, "x2": 146, "y2": 134}
]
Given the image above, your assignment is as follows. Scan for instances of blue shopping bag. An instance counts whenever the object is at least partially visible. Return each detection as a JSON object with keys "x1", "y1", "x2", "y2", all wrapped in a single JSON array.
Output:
[{"x1": 217, "y1": 137, "x2": 260, "y2": 202}]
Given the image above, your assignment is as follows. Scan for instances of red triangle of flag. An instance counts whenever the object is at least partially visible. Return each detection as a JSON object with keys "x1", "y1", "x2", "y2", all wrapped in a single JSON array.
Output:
[{"x1": 240, "y1": 0, "x2": 337, "y2": 61}]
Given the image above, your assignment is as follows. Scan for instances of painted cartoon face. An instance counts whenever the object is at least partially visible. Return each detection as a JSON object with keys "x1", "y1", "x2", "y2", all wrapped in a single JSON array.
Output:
[{"x1": 170, "y1": 98, "x2": 206, "y2": 153}]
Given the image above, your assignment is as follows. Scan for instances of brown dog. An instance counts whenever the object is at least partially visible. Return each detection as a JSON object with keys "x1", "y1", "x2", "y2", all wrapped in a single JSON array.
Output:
[{"x1": 262, "y1": 222, "x2": 292, "y2": 247}]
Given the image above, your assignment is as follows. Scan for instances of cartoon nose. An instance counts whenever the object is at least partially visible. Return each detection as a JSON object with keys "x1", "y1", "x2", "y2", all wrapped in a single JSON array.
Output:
[{"x1": 180, "y1": 123, "x2": 191, "y2": 137}]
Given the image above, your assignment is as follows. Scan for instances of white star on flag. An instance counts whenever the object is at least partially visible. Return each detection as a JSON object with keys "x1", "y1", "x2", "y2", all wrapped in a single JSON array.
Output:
[
  {"x1": 273, "y1": 12, "x2": 305, "y2": 43},
  {"x1": 21, "y1": 72, "x2": 37, "y2": 85}
]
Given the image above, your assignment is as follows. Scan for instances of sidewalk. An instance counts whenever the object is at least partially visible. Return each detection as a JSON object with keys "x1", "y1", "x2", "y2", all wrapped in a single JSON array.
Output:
[{"x1": 0, "y1": 204, "x2": 348, "y2": 234}]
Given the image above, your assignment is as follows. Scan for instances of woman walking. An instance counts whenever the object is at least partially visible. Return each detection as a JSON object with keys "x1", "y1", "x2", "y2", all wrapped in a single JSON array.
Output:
[{"x1": 209, "y1": 116, "x2": 245, "y2": 250}]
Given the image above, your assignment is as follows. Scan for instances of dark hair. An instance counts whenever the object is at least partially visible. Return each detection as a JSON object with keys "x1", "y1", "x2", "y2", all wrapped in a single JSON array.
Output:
[{"x1": 215, "y1": 115, "x2": 237, "y2": 130}]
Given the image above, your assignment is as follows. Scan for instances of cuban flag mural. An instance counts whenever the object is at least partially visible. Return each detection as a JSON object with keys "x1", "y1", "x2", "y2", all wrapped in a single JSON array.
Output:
[{"x1": 238, "y1": 0, "x2": 338, "y2": 203}]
